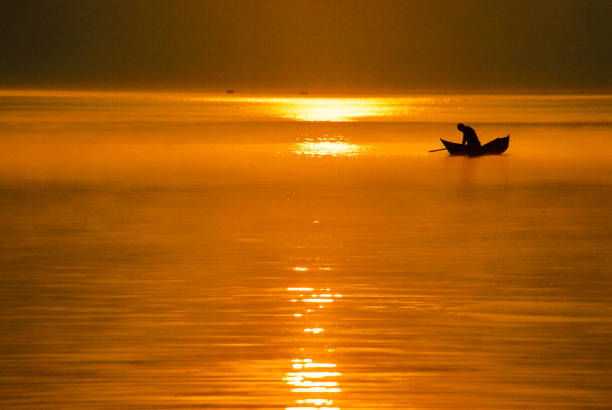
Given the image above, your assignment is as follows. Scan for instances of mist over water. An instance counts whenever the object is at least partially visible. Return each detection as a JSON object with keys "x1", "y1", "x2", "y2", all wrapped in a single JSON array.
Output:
[{"x1": 1, "y1": 92, "x2": 611, "y2": 409}]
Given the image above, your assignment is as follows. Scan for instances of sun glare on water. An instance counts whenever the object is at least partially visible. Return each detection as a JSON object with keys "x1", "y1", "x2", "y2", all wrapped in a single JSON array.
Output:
[
  {"x1": 273, "y1": 98, "x2": 394, "y2": 122},
  {"x1": 198, "y1": 95, "x2": 403, "y2": 122},
  {"x1": 286, "y1": 287, "x2": 343, "y2": 409},
  {"x1": 293, "y1": 137, "x2": 366, "y2": 158}
]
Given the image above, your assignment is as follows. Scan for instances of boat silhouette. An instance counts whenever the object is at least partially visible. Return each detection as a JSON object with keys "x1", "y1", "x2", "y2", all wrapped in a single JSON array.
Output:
[{"x1": 440, "y1": 135, "x2": 509, "y2": 156}]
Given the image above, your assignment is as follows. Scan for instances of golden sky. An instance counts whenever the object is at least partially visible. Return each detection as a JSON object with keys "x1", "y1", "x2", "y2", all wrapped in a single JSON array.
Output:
[{"x1": 2, "y1": 0, "x2": 611, "y2": 93}]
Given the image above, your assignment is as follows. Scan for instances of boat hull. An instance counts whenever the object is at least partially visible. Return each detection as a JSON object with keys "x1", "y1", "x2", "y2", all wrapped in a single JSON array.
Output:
[{"x1": 441, "y1": 135, "x2": 509, "y2": 156}]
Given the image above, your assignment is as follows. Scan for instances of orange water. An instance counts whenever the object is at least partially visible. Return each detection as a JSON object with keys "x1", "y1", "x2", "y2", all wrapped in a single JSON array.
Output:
[{"x1": 1, "y1": 92, "x2": 611, "y2": 409}]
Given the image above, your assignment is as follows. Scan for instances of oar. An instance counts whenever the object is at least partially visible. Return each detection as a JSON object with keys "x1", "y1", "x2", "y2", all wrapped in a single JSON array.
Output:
[{"x1": 428, "y1": 148, "x2": 447, "y2": 152}]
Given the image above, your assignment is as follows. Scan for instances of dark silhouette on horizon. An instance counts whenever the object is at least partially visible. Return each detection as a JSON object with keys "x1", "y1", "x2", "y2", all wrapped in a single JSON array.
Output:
[
  {"x1": 457, "y1": 123, "x2": 481, "y2": 152},
  {"x1": 437, "y1": 124, "x2": 509, "y2": 156}
]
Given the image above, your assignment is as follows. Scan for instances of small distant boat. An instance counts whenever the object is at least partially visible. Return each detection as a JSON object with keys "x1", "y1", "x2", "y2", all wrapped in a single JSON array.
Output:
[{"x1": 440, "y1": 135, "x2": 509, "y2": 156}]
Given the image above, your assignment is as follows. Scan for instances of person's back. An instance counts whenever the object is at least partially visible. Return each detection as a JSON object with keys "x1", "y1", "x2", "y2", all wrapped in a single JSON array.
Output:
[{"x1": 457, "y1": 123, "x2": 481, "y2": 149}]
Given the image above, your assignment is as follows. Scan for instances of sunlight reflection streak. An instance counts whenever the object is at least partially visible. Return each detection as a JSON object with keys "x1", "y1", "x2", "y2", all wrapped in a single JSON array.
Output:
[
  {"x1": 286, "y1": 286, "x2": 343, "y2": 408},
  {"x1": 293, "y1": 137, "x2": 366, "y2": 158}
]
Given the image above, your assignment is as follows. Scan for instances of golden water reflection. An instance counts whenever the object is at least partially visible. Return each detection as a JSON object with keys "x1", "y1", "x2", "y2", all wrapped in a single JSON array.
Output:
[
  {"x1": 293, "y1": 137, "x2": 366, "y2": 158},
  {"x1": 286, "y1": 284, "x2": 343, "y2": 410},
  {"x1": 271, "y1": 98, "x2": 394, "y2": 122},
  {"x1": 183, "y1": 95, "x2": 409, "y2": 122}
]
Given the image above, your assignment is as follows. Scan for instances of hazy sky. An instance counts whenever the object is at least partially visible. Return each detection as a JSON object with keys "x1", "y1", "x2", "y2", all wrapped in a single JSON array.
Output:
[{"x1": 2, "y1": 0, "x2": 611, "y2": 93}]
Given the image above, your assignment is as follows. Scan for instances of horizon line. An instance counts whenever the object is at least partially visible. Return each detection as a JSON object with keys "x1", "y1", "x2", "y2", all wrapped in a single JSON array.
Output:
[{"x1": 1, "y1": 87, "x2": 612, "y2": 100}]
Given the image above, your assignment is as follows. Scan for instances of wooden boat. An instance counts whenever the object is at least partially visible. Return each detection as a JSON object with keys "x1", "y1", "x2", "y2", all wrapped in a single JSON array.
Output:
[{"x1": 440, "y1": 135, "x2": 509, "y2": 156}]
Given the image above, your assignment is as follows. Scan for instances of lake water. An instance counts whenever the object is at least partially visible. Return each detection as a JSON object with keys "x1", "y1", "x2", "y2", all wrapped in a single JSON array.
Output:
[{"x1": 1, "y1": 91, "x2": 611, "y2": 409}]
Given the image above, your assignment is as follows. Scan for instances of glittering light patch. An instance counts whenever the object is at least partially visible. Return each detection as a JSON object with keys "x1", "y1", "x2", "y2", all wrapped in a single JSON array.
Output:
[{"x1": 293, "y1": 136, "x2": 367, "y2": 158}]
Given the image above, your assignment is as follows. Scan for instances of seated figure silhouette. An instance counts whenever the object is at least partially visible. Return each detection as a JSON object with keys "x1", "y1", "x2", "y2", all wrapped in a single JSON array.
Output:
[{"x1": 457, "y1": 123, "x2": 481, "y2": 153}]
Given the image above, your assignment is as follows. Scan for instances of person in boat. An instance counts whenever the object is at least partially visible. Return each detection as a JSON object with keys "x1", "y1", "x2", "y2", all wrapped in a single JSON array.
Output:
[{"x1": 457, "y1": 123, "x2": 481, "y2": 151}]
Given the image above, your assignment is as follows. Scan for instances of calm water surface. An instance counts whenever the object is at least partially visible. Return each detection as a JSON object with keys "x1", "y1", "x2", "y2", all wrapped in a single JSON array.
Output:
[{"x1": 1, "y1": 92, "x2": 611, "y2": 409}]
